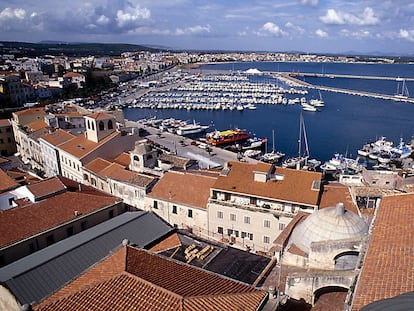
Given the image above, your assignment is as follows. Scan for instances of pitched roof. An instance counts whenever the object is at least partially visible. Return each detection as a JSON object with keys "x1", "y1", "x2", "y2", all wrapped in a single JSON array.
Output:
[
  {"x1": 35, "y1": 246, "x2": 268, "y2": 311},
  {"x1": 149, "y1": 170, "x2": 218, "y2": 208},
  {"x1": 86, "y1": 112, "x2": 114, "y2": 120},
  {"x1": 0, "y1": 168, "x2": 19, "y2": 193},
  {"x1": 351, "y1": 193, "x2": 414, "y2": 310},
  {"x1": 13, "y1": 107, "x2": 45, "y2": 116},
  {"x1": 85, "y1": 157, "x2": 156, "y2": 188},
  {"x1": 212, "y1": 162, "x2": 321, "y2": 207},
  {"x1": 26, "y1": 177, "x2": 66, "y2": 200},
  {"x1": 319, "y1": 182, "x2": 359, "y2": 214},
  {"x1": 26, "y1": 120, "x2": 49, "y2": 132},
  {"x1": 0, "y1": 191, "x2": 121, "y2": 248},
  {"x1": 1, "y1": 212, "x2": 173, "y2": 306},
  {"x1": 0, "y1": 119, "x2": 11, "y2": 127},
  {"x1": 58, "y1": 131, "x2": 119, "y2": 159},
  {"x1": 40, "y1": 129, "x2": 76, "y2": 146},
  {"x1": 112, "y1": 152, "x2": 130, "y2": 167}
]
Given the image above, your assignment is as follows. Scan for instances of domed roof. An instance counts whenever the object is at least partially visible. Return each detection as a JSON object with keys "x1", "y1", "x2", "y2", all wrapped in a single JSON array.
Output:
[
  {"x1": 133, "y1": 142, "x2": 152, "y2": 155},
  {"x1": 288, "y1": 203, "x2": 368, "y2": 254}
]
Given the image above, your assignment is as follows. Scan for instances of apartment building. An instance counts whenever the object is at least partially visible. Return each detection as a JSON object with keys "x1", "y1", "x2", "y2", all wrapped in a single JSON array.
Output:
[
  {"x1": 208, "y1": 161, "x2": 322, "y2": 253},
  {"x1": 0, "y1": 119, "x2": 16, "y2": 156}
]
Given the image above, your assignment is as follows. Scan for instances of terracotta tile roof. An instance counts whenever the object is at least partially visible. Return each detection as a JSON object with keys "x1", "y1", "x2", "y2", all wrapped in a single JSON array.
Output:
[
  {"x1": 212, "y1": 162, "x2": 321, "y2": 207},
  {"x1": 158, "y1": 152, "x2": 194, "y2": 169},
  {"x1": 101, "y1": 163, "x2": 155, "y2": 187},
  {"x1": 86, "y1": 112, "x2": 114, "y2": 120},
  {"x1": 26, "y1": 120, "x2": 49, "y2": 132},
  {"x1": 58, "y1": 131, "x2": 119, "y2": 159},
  {"x1": 0, "y1": 119, "x2": 11, "y2": 127},
  {"x1": 53, "y1": 112, "x2": 83, "y2": 117},
  {"x1": 351, "y1": 193, "x2": 414, "y2": 310},
  {"x1": 149, "y1": 232, "x2": 182, "y2": 253},
  {"x1": 149, "y1": 170, "x2": 218, "y2": 209},
  {"x1": 84, "y1": 158, "x2": 112, "y2": 174},
  {"x1": 112, "y1": 152, "x2": 130, "y2": 167},
  {"x1": 0, "y1": 191, "x2": 121, "y2": 248},
  {"x1": 272, "y1": 211, "x2": 308, "y2": 250},
  {"x1": 40, "y1": 129, "x2": 76, "y2": 146},
  {"x1": 319, "y1": 182, "x2": 359, "y2": 214},
  {"x1": 26, "y1": 177, "x2": 66, "y2": 200},
  {"x1": 0, "y1": 156, "x2": 10, "y2": 164},
  {"x1": 35, "y1": 246, "x2": 268, "y2": 311},
  {"x1": 286, "y1": 243, "x2": 308, "y2": 257},
  {"x1": 13, "y1": 107, "x2": 45, "y2": 116},
  {"x1": 0, "y1": 168, "x2": 19, "y2": 193}
]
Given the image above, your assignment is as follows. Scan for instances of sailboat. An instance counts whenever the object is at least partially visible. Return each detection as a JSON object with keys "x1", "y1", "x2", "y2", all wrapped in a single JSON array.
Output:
[
  {"x1": 261, "y1": 129, "x2": 285, "y2": 163},
  {"x1": 395, "y1": 78, "x2": 410, "y2": 100},
  {"x1": 282, "y1": 113, "x2": 310, "y2": 169},
  {"x1": 310, "y1": 90, "x2": 325, "y2": 107}
]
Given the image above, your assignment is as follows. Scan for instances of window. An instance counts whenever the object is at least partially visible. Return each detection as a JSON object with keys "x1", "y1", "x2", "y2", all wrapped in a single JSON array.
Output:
[
  {"x1": 230, "y1": 213, "x2": 236, "y2": 221},
  {"x1": 248, "y1": 233, "x2": 254, "y2": 240},
  {"x1": 217, "y1": 211, "x2": 223, "y2": 219},
  {"x1": 188, "y1": 209, "x2": 193, "y2": 218},
  {"x1": 46, "y1": 234, "x2": 55, "y2": 246},
  {"x1": 67, "y1": 226, "x2": 74, "y2": 236},
  {"x1": 8, "y1": 137, "x2": 11, "y2": 143},
  {"x1": 218, "y1": 226, "x2": 223, "y2": 234},
  {"x1": 109, "y1": 210, "x2": 114, "y2": 218},
  {"x1": 264, "y1": 219, "x2": 271, "y2": 228},
  {"x1": 264, "y1": 236, "x2": 270, "y2": 244},
  {"x1": 81, "y1": 221, "x2": 87, "y2": 231},
  {"x1": 8, "y1": 198, "x2": 13, "y2": 206},
  {"x1": 91, "y1": 122, "x2": 95, "y2": 130},
  {"x1": 153, "y1": 200, "x2": 158, "y2": 209},
  {"x1": 108, "y1": 119, "x2": 113, "y2": 129},
  {"x1": 172, "y1": 205, "x2": 177, "y2": 214},
  {"x1": 6, "y1": 127, "x2": 10, "y2": 132},
  {"x1": 0, "y1": 139, "x2": 3, "y2": 144},
  {"x1": 279, "y1": 223, "x2": 285, "y2": 231},
  {"x1": 244, "y1": 216, "x2": 250, "y2": 224},
  {"x1": 99, "y1": 121, "x2": 104, "y2": 131}
]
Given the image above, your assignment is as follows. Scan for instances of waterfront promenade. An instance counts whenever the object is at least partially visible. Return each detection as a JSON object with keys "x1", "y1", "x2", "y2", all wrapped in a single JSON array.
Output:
[{"x1": 125, "y1": 119, "x2": 258, "y2": 169}]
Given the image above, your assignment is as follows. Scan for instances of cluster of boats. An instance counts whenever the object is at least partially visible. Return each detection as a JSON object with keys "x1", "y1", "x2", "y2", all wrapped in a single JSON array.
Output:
[
  {"x1": 125, "y1": 72, "x2": 324, "y2": 111},
  {"x1": 357, "y1": 136, "x2": 413, "y2": 164}
]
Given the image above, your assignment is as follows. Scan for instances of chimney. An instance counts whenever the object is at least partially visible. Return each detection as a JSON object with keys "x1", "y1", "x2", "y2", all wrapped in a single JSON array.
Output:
[
  {"x1": 335, "y1": 202, "x2": 345, "y2": 216},
  {"x1": 78, "y1": 183, "x2": 82, "y2": 192}
]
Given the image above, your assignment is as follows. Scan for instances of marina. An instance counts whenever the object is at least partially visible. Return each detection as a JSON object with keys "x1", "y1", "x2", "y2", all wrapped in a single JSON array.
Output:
[{"x1": 123, "y1": 61, "x2": 414, "y2": 166}]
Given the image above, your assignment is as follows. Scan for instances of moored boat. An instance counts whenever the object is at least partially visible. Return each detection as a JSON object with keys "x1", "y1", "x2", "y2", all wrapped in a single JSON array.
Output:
[
  {"x1": 206, "y1": 128, "x2": 250, "y2": 146},
  {"x1": 176, "y1": 121, "x2": 210, "y2": 136}
]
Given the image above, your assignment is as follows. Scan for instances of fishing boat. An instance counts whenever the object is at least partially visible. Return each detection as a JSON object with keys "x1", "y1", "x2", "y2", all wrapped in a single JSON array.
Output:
[
  {"x1": 176, "y1": 120, "x2": 210, "y2": 136},
  {"x1": 206, "y1": 128, "x2": 250, "y2": 146},
  {"x1": 242, "y1": 136, "x2": 267, "y2": 150},
  {"x1": 261, "y1": 129, "x2": 285, "y2": 163},
  {"x1": 390, "y1": 138, "x2": 412, "y2": 160}
]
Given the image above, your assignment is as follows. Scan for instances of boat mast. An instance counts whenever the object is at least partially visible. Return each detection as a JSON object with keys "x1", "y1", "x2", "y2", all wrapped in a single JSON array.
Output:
[{"x1": 272, "y1": 129, "x2": 275, "y2": 153}]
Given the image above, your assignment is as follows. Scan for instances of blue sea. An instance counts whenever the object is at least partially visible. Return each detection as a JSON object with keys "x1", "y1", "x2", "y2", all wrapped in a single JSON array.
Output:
[{"x1": 123, "y1": 62, "x2": 414, "y2": 163}]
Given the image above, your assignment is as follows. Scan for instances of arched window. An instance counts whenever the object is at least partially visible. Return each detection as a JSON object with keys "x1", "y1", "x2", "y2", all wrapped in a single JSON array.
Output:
[
  {"x1": 87, "y1": 120, "x2": 90, "y2": 129},
  {"x1": 108, "y1": 120, "x2": 113, "y2": 129},
  {"x1": 91, "y1": 122, "x2": 95, "y2": 131},
  {"x1": 99, "y1": 121, "x2": 104, "y2": 131},
  {"x1": 133, "y1": 155, "x2": 140, "y2": 161}
]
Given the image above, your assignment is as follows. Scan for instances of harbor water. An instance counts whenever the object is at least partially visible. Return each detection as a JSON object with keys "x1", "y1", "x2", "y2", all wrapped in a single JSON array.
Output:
[{"x1": 123, "y1": 62, "x2": 414, "y2": 163}]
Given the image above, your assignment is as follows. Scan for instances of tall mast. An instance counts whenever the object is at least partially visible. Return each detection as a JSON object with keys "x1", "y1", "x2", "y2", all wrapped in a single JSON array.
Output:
[{"x1": 272, "y1": 129, "x2": 275, "y2": 153}]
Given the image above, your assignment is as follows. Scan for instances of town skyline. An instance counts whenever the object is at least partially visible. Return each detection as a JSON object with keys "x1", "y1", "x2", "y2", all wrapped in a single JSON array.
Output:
[{"x1": 1, "y1": 1, "x2": 414, "y2": 55}]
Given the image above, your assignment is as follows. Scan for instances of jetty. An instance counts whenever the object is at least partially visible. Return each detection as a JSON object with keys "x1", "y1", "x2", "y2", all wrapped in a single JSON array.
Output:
[{"x1": 275, "y1": 72, "x2": 414, "y2": 104}]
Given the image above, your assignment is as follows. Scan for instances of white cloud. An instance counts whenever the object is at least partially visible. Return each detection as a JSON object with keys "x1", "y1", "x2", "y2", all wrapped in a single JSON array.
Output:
[
  {"x1": 300, "y1": 0, "x2": 319, "y2": 7},
  {"x1": 257, "y1": 22, "x2": 286, "y2": 37},
  {"x1": 399, "y1": 29, "x2": 414, "y2": 42},
  {"x1": 315, "y1": 29, "x2": 328, "y2": 37},
  {"x1": 96, "y1": 15, "x2": 110, "y2": 26},
  {"x1": 285, "y1": 22, "x2": 305, "y2": 35},
  {"x1": 0, "y1": 7, "x2": 26, "y2": 20},
  {"x1": 116, "y1": 5, "x2": 151, "y2": 28},
  {"x1": 340, "y1": 29, "x2": 371, "y2": 39},
  {"x1": 175, "y1": 25, "x2": 211, "y2": 36},
  {"x1": 320, "y1": 7, "x2": 379, "y2": 26}
]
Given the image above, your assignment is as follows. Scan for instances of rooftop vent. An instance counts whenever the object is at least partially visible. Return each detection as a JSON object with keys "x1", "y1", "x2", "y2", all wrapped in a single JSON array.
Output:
[{"x1": 335, "y1": 202, "x2": 345, "y2": 216}]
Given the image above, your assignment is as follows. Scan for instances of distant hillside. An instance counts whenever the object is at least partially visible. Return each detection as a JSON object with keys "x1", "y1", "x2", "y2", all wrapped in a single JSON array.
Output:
[{"x1": 0, "y1": 41, "x2": 161, "y2": 57}]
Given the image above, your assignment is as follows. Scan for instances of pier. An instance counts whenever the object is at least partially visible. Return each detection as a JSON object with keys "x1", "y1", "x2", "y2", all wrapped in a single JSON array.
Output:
[{"x1": 275, "y1": 72, "x2": 414, "y2": 104}]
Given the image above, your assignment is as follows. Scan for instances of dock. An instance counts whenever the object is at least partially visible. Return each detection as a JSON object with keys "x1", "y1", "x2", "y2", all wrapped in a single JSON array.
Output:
[{"x1": 275, "y1": 72, "x2": 414, "y2": 104}]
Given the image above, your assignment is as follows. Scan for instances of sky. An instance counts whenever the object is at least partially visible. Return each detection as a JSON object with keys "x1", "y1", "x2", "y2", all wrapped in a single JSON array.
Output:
[{"x1": 1, "y1": 0, "x2": 414, "y2": 55}]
